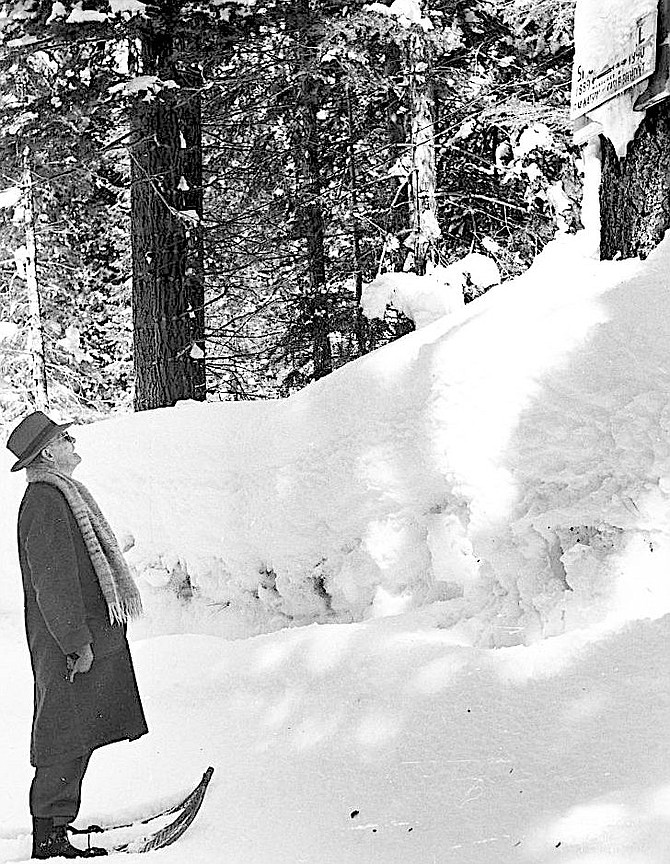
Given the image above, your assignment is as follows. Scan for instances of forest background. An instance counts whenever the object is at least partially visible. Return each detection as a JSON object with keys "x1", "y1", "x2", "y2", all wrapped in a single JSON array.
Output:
[{"x1": 0, "y1": 0, "x2": 577, "y2": 422}]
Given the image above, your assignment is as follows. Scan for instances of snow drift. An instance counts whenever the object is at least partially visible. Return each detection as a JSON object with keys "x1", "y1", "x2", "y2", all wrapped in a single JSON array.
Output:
[{"x1": 3, "y1": 233, "x2": 670, "y2": 645}]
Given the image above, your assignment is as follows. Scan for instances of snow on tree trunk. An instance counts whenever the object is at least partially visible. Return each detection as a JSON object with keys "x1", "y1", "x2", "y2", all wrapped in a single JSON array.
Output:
[
  {"x1": 21, "y1": 157, "x2": 48, "y2": 411},
  {"x1": 600, "y1": 101, "x2": 670, "y2": 260},
  {"x1": 385, "y1": 43, "x2": 411, "y2": 272},
  {"x1": 406, "y1": 28, "x2": 439, "y2": 275},
  {"x1": 130, "y1": 12, "x2": 206, "y2": 412},
  {"x1": 292, "y1": 0, "x2": 332, "y2": 382}
]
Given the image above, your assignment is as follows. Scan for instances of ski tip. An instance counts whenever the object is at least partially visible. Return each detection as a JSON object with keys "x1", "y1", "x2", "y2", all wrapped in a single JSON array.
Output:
[{"x1": 113, "y1": 766, "x2": 216, "y2": 853}]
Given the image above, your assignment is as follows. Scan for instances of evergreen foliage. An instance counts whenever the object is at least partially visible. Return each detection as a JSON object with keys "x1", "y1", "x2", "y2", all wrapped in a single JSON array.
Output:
[{"x1": 0, "y1": 0, "x2": 579, "y2": 415}]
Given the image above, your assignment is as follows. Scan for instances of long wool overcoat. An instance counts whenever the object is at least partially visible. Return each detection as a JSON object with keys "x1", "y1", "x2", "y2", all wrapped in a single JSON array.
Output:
[{"x1": 18, "y1": 481, "x2": 148, "y2": 767}]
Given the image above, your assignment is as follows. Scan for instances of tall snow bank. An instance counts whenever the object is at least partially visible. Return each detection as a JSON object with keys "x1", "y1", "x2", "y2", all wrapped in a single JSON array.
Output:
[{"x1": 3, "y1": 233, "x2": 670, "y2": 644}]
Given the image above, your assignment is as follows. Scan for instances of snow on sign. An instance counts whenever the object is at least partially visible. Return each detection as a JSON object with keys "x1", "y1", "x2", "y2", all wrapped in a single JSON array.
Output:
[{"x1": 570, "y1": 10, "x2": 657, "y2": 119}]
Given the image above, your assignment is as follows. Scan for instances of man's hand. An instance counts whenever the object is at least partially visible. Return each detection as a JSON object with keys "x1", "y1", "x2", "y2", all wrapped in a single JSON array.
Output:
[{"x1": 67, "y1": 644, "x2": 94, "y2": 682}]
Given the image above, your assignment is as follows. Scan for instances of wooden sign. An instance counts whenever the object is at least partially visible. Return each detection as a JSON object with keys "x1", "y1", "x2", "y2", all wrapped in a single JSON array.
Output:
[{"x1": 571, "y1": 9, "x2": 657, "y2": 119}]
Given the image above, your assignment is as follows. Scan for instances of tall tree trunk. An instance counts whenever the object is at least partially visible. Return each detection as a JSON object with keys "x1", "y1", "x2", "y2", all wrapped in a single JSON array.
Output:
[
  {"x1": 21, "y1": 155, "x2": 49, "y2": 411},
  {"x1": 346, "y1": 86, "x2": 367, "y2": 357},
  {"x1": 406, "y1": 27, "x2": 439, "y2": 275},
  {"x1": 291, "y1": 0, "x2": 332, "y2": 382},
  {"x1": 385, "y1": 43, "x2": 410, "y2": 271},
  {"x1": 600, "y1": 101, "x2": 670, "y2": 260},
  {"x1": 366, "y1": 44, "x2": 415, "y2": 349},
  {"x1": 130, "y1": 6, "x2": 206, "y2": 411}
]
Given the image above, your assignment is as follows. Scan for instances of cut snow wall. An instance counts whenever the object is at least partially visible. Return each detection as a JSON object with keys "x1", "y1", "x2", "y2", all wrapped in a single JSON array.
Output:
[{"x1": 3, "y1": 235, "x2": 670, "y2": 644}]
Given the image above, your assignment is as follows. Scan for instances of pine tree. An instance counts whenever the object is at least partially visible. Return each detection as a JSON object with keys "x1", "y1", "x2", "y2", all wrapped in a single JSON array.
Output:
[
  {"x1": 129, "y1": 3, "x2": 207, "y2": 410},
  {"x1": 0, "y1": 0, "x2": 240, "y2": 415},
  {"x1": 288, "y1": 0, "x2": 333, "y2": 382},
  {"x1": 21, "y1": 152, "x2": 49, "y2": 411},
  {"x1": 0, "y1": 1, "x2": 135, "y2": 420}
]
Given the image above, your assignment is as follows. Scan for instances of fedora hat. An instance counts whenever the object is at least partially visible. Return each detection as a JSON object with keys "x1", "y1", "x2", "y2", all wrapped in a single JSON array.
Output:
[{"x1": 6, "y1": 411, "x2": 73, "y2": 472}]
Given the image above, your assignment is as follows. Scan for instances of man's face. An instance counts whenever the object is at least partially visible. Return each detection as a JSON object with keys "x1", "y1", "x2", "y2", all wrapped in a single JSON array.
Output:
[{"x1": 42, "y1": 431, "x2": 81, "y2": 474}]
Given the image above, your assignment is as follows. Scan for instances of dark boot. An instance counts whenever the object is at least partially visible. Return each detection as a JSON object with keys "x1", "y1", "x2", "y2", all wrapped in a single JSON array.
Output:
[
  {"x1": 32, "y1": 820, "x2": 107, "y2": 859},
  {"x1": 31, "y1": 817, "x2": 52, "y2": 859}
]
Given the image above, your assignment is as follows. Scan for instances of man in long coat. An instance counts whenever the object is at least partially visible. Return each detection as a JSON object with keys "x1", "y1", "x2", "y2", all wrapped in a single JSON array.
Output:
[{"x1": 7, "y1": 411, "x2": 148, "y2": 859}]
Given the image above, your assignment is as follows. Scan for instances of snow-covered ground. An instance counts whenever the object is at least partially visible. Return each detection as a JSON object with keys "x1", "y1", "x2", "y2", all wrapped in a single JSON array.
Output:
[
  {"x1": 2, "y1": 609, "x2": 670, "y2": 864},
  {"x1": 2, "y1": 225, "x2": 670, "y2": 862}
]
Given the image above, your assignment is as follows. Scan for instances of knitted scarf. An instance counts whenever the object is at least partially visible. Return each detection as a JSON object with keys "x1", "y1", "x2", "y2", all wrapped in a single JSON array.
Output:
[{"x1": 25, "y1": 465, "x2": 142, "y2": 624}]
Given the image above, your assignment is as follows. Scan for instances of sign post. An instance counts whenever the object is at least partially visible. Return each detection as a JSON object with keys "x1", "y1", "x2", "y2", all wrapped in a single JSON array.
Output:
[{"x1": 570, "y1": 10, "x2": 657, "y2": 120}]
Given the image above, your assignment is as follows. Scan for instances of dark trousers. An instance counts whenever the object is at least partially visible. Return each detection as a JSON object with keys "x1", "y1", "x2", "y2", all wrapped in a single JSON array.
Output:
[{"x1": 29, "y1": 751, "x2": 93, "y2": 825}]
